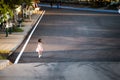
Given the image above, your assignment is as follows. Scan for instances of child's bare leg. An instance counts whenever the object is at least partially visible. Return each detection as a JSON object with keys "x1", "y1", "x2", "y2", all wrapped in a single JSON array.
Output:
[
  {"x1": 38, "y1": 51, "x2": 42, "y2": 58},
  {"x1": 38, "y1": 52, "x2": 40, "y2": 55},
  {"x1": 40, "y1": 51, "x2": 42, "y2": 55}
]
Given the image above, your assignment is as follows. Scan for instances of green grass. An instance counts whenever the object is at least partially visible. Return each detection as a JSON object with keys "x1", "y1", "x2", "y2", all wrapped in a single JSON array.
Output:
[
  {"x1": 0, "y1": 50, "x2": 10, "y2": 60},
  {"x1": 0, "y1": 50, "x2": 10, "y2": 54},
  {"x1": 0, "y1": 55, "x2": 7, "y2": 60},
  {"x1": 13, "y1": 27, "x2": 24, "y2": 32}
]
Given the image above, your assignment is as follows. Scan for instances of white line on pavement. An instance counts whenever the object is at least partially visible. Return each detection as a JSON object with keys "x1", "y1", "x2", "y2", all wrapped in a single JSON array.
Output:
[{"x1": 14, "y1": 11, "x2": 45, "y2": 64}]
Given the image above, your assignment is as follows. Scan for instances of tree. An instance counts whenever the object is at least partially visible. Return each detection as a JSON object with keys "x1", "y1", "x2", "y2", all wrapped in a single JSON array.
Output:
[
  {"x1": 0, "y1": 0, "x2": 14, "y2": 37},
  {"x1": 2, "y1": 0, "x2": 24, "y2": 26},
  {"x1": 0, "y1": 0, "x2": 13, "y2": 24},
  {"x1": 22, "y1": 0, "x2": 34, "y2": 22}
]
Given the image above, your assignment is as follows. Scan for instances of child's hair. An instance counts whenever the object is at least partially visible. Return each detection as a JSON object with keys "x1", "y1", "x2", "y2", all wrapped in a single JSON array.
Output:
[{"x1": 38, "y1": 38, "x2": 42, "y2": 42}]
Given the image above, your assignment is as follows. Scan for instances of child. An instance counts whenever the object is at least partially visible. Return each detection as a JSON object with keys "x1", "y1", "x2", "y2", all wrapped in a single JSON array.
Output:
[
  {"x1": 36, "y1": 38, "x2": 43, "y2": 58},
  {"x1": 118, "y1": 5, "x2": 120, "y2": 14}
]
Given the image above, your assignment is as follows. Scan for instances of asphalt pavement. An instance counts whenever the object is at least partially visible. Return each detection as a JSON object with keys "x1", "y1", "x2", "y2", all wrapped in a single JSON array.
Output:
[{"x1": 9, "y1": 7, "x2": 120, "y2": 63}]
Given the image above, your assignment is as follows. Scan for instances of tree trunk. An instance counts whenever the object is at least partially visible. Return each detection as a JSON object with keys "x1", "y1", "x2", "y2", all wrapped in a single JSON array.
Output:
[{"x1": 12, "y1": 9, "x2": 19, "y2": 27}]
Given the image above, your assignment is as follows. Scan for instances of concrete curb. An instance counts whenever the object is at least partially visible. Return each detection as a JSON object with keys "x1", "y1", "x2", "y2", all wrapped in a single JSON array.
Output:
[{"x1": 38, "y1": 4, "x2": 118, "y2": 13}]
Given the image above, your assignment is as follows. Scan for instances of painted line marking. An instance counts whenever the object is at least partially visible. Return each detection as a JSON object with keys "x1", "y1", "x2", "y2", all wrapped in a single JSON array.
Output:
[{"x1": 14, "y1": 10, "x2": 45, "y2": 64}]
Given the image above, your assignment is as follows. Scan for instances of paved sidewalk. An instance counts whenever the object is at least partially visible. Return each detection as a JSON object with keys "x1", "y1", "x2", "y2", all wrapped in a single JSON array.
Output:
[
  {"x1": 38, "y1": 3, "x2": 118, "y2": 13},
  {"x1": 0, "y1": 10, "x2": 43, "y2": 69},
  {"x1": 1, "y1": 62, "x2": 120, "y2": 80}
]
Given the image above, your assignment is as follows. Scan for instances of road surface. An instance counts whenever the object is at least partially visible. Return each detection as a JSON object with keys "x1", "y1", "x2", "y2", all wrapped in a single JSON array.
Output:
[
  {"x1": 4, "y1": 7, "x2": 120, "y2": 80},
  {"x1": 9, "y1": 7, "x2": 120, "y2": 63}
]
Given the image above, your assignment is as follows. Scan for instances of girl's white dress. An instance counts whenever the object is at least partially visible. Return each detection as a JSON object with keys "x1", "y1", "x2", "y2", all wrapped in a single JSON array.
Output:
[
  {"x1": 36, "y1": 43, "x2": 43, "y2": 52},
  {"x1": 118, "y1": 9, "x2": 120, "y2": 14}
]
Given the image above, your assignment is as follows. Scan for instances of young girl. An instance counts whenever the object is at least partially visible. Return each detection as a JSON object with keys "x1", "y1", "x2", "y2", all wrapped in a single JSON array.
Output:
[
  {"x1": 118, "y1": 5, "x2": 120, "y2": 14},
  {"x1": 36, "y1": 38, "x2": 43, "y2": 58}
]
